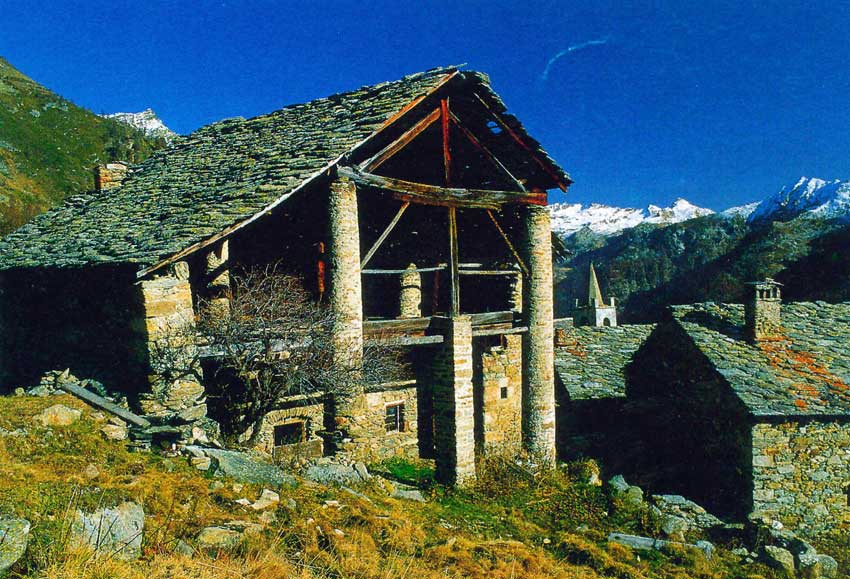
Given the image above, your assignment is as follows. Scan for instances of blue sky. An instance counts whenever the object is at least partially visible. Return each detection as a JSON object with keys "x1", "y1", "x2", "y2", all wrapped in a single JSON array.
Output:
[{"x1": 1, "y1": 0, "x2": 849, "y2": 209}]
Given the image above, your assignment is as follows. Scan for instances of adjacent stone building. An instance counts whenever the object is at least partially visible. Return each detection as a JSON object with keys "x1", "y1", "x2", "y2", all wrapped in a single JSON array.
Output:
[
  {"x1": 556, "y1": 276, "x2": 850, "y2": 536},
  {"x1": 0, "y1": 66, "x2": 571, "y2": 484}
]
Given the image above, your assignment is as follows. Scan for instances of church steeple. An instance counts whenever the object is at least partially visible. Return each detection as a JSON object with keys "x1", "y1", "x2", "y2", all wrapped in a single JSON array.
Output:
[{"x1": 574, "y1": 263, "x2": 617, "y2": 327}]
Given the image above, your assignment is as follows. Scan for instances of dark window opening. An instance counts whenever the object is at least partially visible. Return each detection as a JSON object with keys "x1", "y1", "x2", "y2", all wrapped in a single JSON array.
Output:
[
  {"x1": 603, "y1": 318, "x2": 612, "y2": 326},
  {"x1": 274, "y1": 421, "x2": 305, "y2": 446},
  {"x1": 385, "y1": 403, "x2": 405, "y2": 432},
  {"x1": 500, "y1": 386, "x2": 509, "y2": 399}
]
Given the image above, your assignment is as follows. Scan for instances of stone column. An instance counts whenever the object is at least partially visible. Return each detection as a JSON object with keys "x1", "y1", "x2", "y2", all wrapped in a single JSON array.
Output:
[
  {"x1": 136, "y1": 261, "x2": 208, "y2": 433},
  {"x1": 204, "y1": 240, "x2": 231, "y2": 321},
  {"x1": 510, "y1": 266, "x2": 523, "y2": 313},
  {"x1": 519, "y1": 205, "x2": 556, "y2": 463},
  {"x1": 327, "y1": 177, "x2": 367, "y2": 452},
  {"x1": 399, "y1": 263, "x2": 422, "y2": 318},
  {"x1": 432, "y1": 315, "x2": 476, "y2": 486}
]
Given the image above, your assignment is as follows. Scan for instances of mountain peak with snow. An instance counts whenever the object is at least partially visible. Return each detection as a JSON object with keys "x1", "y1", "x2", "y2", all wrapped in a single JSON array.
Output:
[
  {"x1": 549, "y1": 198, "x2": 714, "y2": 237},
  {"x1": 747, "y1": 176, "x2": 850, "y2": 224},
  {"x1": 103, "y1": 108, "x2": 176, "y2": 142}
]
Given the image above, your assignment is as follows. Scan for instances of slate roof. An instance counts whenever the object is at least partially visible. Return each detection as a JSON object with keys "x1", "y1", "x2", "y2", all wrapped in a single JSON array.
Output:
[
  {"x1": 671, "y1": 302, "x2": 850, "y2": 417},
  {"x1": 555, "y1": 325, "x2": 656, "y2": 400},
  {"x1": 0, "y1": 66, "x2": 569, "y2": 272}
]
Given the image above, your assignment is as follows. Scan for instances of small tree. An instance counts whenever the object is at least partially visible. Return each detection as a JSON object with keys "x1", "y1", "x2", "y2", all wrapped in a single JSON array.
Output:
[{"x1": 153, "y1": 265, "x2": 406, "y2": 445}]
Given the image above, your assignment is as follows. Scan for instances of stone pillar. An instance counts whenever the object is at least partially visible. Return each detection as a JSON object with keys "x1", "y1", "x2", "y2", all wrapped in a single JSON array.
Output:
[
  {"x1": 399, "y1": 263, "x2": 422, "y2": 318},
  {"x1": 136, "y1": 261, "x2": 208, "y2": 431},
  {"x1": 327, "y1": 177, "x2": 367, "y2": 452},
  {"x1": 510, "y1": 266, "x2": 523, "y2": 313},
  {"x1": 519, "y1": 205, "x2": 556, "y2": 463},
  {"x1": 745, "y1": 278, "x2": 783, "y2": 343},
  {"x1": 94, "y1": 163, "x2": 129, "y2": 192},
  {"x1": 432, "y1": 315, "x2": 476, "y2": 486},
  {"x1": 204, "y1": 240, "x2": 231, "y2": 321}
]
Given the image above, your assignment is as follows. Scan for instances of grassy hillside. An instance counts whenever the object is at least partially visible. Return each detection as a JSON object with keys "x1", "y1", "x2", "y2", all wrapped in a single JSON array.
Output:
[
  {"x1": 557, "y1": 215, "x2": 850, "y2": 322},
  {"x1": 0, "y1": 57, "x2": 164, "y2": 234},
  {"x1": 3, "y1": 394, "x2": 835, "y2": 578}
]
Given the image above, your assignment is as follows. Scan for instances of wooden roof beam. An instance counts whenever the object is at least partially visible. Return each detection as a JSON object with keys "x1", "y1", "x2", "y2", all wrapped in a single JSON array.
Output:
[
  {"x1": 337, "y1": 165, "x2": 546, "y2": 209},
  {"x1": 359, "y1": 108, "x2": 441, "y2": 172}
]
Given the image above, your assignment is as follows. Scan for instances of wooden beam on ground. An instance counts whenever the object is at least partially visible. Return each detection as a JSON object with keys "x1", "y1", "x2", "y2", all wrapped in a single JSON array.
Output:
[
  {"x1": 449, "y1": 110, "x2": 526, "y2": 191},
  {"x1": 337, "y1": 166, "x2": 546, "y2": 209},
  {"x1": 360, "y1": 108, "x2": 441, "y2": 172},
  {"x1": 360, "y1": 201, "x2": 410, "y2": 268},
  {"x1": 473, "y1": 92, "x2": 569, "y2": 192},
  {"x1": 486, "y1": 209, "x2": 529, "y2": 277},
  {"x1": 58, "y1": 381, "x2": 151, "y2": 428},
  {"x1": 448, "y1": 207, "x2": 460, "y2": 316}
]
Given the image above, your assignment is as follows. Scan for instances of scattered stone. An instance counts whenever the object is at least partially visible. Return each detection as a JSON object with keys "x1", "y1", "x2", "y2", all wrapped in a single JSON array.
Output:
[
  {"x1": 353, "y1": 462, "x2": 371, "y2": 481},
  {"x1": 195, "y1": 447, "x2": 296, "y2": 488},
  {"x1": 607, "y1": 532, "x2": 714, "y2": 560},
  {"x1": 342, "y1": 487, "x2": 373, "y2": 504},
  {"x1": 304, "y1": 462, "x2": 369, "y2": 486},
  {"x1": 660, "y1": 514, "x2": 689, "y2": 542},
  {"x1": 762, "y1": 545, "x2": 795, "y2": 577},
  {"x1": 284, "y1": 498, "x2": 297, "y2": 510},
  {"x1": 196, "y1": 527, "x2": 243, "y2": 551},
  {"x1": 100, "y1": 424, "x2": 128, "y2": 441},
  {"x1": 258, "y1": 511, "x2": 277, "y2": 525},
  {"x1": 13, "y1": 388, "x2": 24, "y2": 397},
  {"x1": 607, "y1": 474, "x2": 644, "y2": 507},
  {"x1": 70, "y1": 502, "x2": 144, "y2": 561},
  {"x1": 190, "y1": 426, "x2": 209, "y2": 445},
  {"x1": 34, "y1": 404, "x2": 81, "y2": 427},
  {"x1": 817, "y1": 554, "x2": 838, "y2": 579},
  {"x1": 174, "y1": 539, "x2": 194, "y2": 556},
  {"x1": 83, "y1": 464, "x2": 100, "y2": 480},
  {"x1": 190, "y1": 456, "x2": 212, "y2": 471},
  {"x1": 250, "y1": 489, "x2": 280, "y2": 511},
  {"x1": 608, "y1": 475, "x2": 629, "y2": 493},
  {"x1": 234, "y1": 498, "x2": 252, "y2": 507},
  {"x1": 797, "y1": 552, "x2": 822, "y2": 578},
  {"x1": 651, "y1": 494, "x2": 724, "y2": 531},
  {"x1": 209, "y1": 481, "x2": 225, "y2": 492},
  {"x1": 0, "y1": 518, "x2": 30, "y2": 576},
  {"x1": 391, "y1": 483, "x2": 426, "y2": 502},
  {"x1": 89, "y1": 411, "x2": 107, "y2": 422}
]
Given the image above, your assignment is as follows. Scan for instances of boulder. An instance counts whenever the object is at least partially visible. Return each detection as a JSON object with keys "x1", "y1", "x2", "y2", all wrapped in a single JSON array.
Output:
[
  {"x1": 798, "y1": 552, "x2": 823, "y2": 578},
  {"x1": 607, "y1": 532, "x2": 714, "y2": 560},
  {"x1": 250, "y1": 489, "x2": 280, "y2": 511},
  {"x1": 608, "y1": 475, "x2": 630, "y2": 493},
  {"x1": 190, "y1": 456, "x2": 212, "y2": 471},
  {"x1": 70, "y1": 502, "x2": 144, "y2": 561},
  {"x1": 0, "y1": 518, "x2": 30, "y2": 576},
  {"x1": 34, "y1": 404, "x2": 81, "y2": 427},
  {"x1": 200, "y1": 448, "x2": 297, "y2": 488},
  {"x1": 817, "y1": 555, "x2": 838, "y2": 579},
  {"x1": 304, "y1": 462, "x2": 370, "y2": 486},
  {"x1": 392, "y1": 487, "x2": 426, "y2": 502},
  {"x1": 100, "y1": 424, "x2": 128, "y2": 441},
  {"x1": 762, "y1": 545, "x2": 795, "y2": 577},
  {"x1": 651, "y1": 494, "x2": 724, "y2": 531},
  {"x1": 196, "y1": 527, "x2": 243, "y2": 551},
  {"x1": 660, "y1": 514, "x2": 689, "y2": 542},
  {"x1": 607, "y1": 475, "x2": 643, "y2": 507}
]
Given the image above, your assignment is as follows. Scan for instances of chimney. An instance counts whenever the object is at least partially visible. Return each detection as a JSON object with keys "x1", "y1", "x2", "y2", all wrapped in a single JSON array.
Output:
[
  {"x1": 94, "y1": 162, "x2": 129, "y2": 192},
  {"x1": 745, "y1": 278, "x2": 782, "y2": 343}
]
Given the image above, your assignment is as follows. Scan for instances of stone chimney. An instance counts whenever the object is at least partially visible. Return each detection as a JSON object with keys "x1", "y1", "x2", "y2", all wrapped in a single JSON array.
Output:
[
  {"x1": 94, "y1": 163, "x2": 129, "y2": 192},
  {"x1": 745, "y1": 278, "x2": 783, "y2": 342}
]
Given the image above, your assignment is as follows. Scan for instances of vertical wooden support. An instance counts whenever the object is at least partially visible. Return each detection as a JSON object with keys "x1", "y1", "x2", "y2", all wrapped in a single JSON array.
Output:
[
  {"x1": 441, "y1": 98, "x2": 451, "y2": 186},
  {"x1": 448, "y1": 207, "x2": 460, "y2": 317}
]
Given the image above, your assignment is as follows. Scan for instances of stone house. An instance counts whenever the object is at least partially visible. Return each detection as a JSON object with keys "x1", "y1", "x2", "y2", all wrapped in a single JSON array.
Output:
[
  {"x1": 556, "y1": 277, "x2": 850, "y2": 536},
  {"x1": 0, "y1": 66, "x2": 571, "y2": 485}
]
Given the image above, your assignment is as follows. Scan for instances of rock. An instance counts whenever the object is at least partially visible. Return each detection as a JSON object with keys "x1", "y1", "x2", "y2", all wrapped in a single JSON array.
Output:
[
  {"x1": 284, "y1": 498, "x2": 297, "y2": 510},
  {"x1": 174, "y1": 539, "x2": 194, "y2": 556},
  {"x1": 234, "y1": 498, "x2": 252, "y2": 507},
  {"x1": 13, "y1": 388, "x2": 25, "y2": 397},
  {"x1": 608, "y1": 475, "x2": 630, "y2": 493},
  {"x1": 34, "y1": 404, "x2": 81, "y2": 427},
  {"x1": 190, "y1": 456, "x2": 212, "y2": 471},
  {"x1": 694, "y1": 540, "x2": 715, "y2": 560},
  {"x1": 354, "y1": 462, "x2": 371, "y2": 481},
  {"x1": 607, "y1": 533, "x2": 713, "y2": 560},
  {"x1": 190, "y1": 426, "x2": 209, "y2": 445},
  {"x1": 607, "y1": 475, "x2": 643, "y2": 507},
  {"x1": 195, "y1": 448, "x2": 297, "y2": 488},
  {"x1": 622, "y1": 485, "x2": 644, "y2": 507},
  {"x1": 196, "y1": 527, "x2": 243, "y2": 551},
  {"x1": 0, "y1": 518, "x2": 30, "y2": 576},
  {"x1": 83, "y1": 464, "x2": 100, "y2": 480},
  {"x1": 762, "y1": 545, "x2": 795, "y2": 577},
  {"x1": 100, "y1": 424, "x2": 128, "y2": 441},
  {"x1": 817, "y1": 555, "x2": 838, "y2": 579},
  {"x1": 798, "y1": 552, "x2": 823, "y2": 578},
  {"x1": 392, "y1": 488, "x2": 426, "y2": 502},
  {"x1": 70, "y1": 502, "x2": 144, "y2": 561},
  {"x1": 660, "y1": 514, "x2": 689, "y2": 542},
  {"x1": 89, "y1": 411, "x2": 107, "y2": 422},
  {"x1": 250, "y1": 489, "x2": 280, "y2": 511},
  {"x1": 304, "y1": 462, "x2": 369, "y2": 486},
  {"x1": 651, "y1": 494, "x2": 724, "y2": 531}
]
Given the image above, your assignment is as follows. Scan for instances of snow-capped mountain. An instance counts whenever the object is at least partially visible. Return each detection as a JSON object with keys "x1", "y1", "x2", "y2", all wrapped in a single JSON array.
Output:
[
  {"x1": 549, "y1": 198, "x2": 714, "y2": 237},
  {"x1": 747, "y1": 177, "x2": 850, "y2": 224},
  {"x1": 721, "y1": 202, "x2": 759, "y2": 219},
  {"x1": 103, "y1": 108, "x2": 176, "y2": 142}
]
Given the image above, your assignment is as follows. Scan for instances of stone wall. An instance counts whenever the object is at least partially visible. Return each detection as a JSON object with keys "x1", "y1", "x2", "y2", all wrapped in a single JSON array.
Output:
[
  {"x1": 476, "y1": 335, "x2": 522, "y2": 454},
  {"x1": 364, "y1": 384, "x2": 420, "y2": 460},
  {"x1": 752, "y1": 420, "x2": 850, "y2": 536},
  {"x1": 250, "y1": 400, "x2": 325, "y2": 460}
]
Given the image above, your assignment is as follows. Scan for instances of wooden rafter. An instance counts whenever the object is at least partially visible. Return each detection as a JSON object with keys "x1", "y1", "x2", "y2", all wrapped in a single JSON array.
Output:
[
  {"x1": 473, "y1": 92, "x2": 570, "y2": 192},
  {"x1": 486, "y1": 209, "x2": 528, "y2": 277},
  {"x1": 360, "y1": 201, "x2": 410, "y2": 268},
  {"x1": 449, "y1": 110, "x2": 526, "y2": 191},
  {"x1": 359, "y1": 108, "x2": 441, "y2": 171},
  {"x1": 337, "y1": 166, "x2": 546, "y2": 209},
  {"x1": 441, "y1": 98, "x2": 452, "y2": 186}
]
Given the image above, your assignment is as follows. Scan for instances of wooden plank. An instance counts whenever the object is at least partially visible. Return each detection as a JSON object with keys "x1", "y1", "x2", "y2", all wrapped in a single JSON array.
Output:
[
  {"x1": 448, "y1": 207, "x2": 460, "y2": 316},
  {"x1": 470, "y1": 311, "x2": 516, "y2": 326},
  {"x1": 367, "y1": 334, "x2": 445, "y2": 347},
  {"x1": 337, "y1": 166, "x2": 546, "y2": 209},
  {"x1": 473, "y1": 92, "x2": 570, "y2": 192},
  {"x1": 486, "y1": 209, "x2": 529, "y2": 276},
  {"x1": 58, "y1": 381, "x2": 151, "y2": 428},
  {"x1": 441, "y1": 98, "x2": 451, "y2": 186},
  {"x1": 449, "y1": 110, "x2": 526, "y2": 190},
  {"x1": 458, "y1": 269, "x2": 518, "y2": 276},
  {"x1": 473, "y1": 325, "x2": 528, "y2": 338},
  {"x1": 135, "y1": 71, "x2": 460, "y2": 281},
  {"x1": 360, "y1": 108, "x2": 441, "y2": 171},
  {"x1": 363, "y1": 265, "x2": 445, "y2": 274},
  {"x1": 364, "y1": 317, "x2": 432, "y2": 333},
  {"x1": 360, "y1": 201, "x2": 410, "y2": 268}
]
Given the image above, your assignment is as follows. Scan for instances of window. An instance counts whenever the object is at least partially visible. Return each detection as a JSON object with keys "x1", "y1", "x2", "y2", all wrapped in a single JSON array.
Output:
[
  {"x1": 385, "y1": 403, "x2": 405, "y2": 432},
  {"x1": 500, "y1": 386, "x2": 509, "y2": 399},
  {"x1": 274, "y1": 421, "x2": 305, "y2": 446}
]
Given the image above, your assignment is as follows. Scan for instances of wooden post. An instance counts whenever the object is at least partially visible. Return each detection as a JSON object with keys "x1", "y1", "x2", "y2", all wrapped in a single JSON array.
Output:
[{"x1": 448, "y1": 207, "x2": 460, "y2": 317}]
